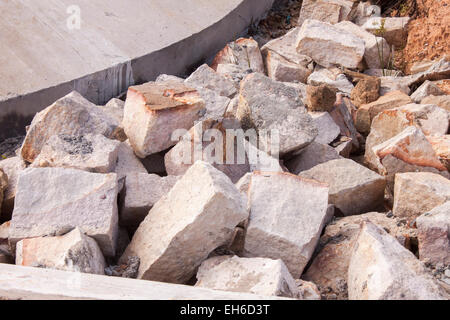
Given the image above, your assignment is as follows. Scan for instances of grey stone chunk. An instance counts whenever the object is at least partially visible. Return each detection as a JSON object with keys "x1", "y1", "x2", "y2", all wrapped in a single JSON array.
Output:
[
  {"x1": 9, "y1": 168, "x2": 119, "y2": 257},
  {"x1": 416, "y1": 202, "x2": 450, "y2": 267},
  {"x1": 296, "y1": 19, "x2": 365, "y2": 69},
  {"x1": 31, "y1": 134, "x2": 121, "y2": 173},
  {"x1": 20, "y1": 91, "x2": 120, "y2": 163},
  {"x1": 196, "y1": 256, "x2": 301, "y2": 298},
  {"x1": 348, "y1": 221, "x2": 448, "y2": 300},
  {"x1": 120, "y1": 161, "x2": 248, "y2": 283},
  {"x1": 393, "y1": 172, "x2": 450, "y2": 221},
  {"x1": 119, "y1": 173, "x2": 179, "y2": 229},
  {"x1": 300, "y1": 159, "x2": 386, "y2": 215},
  {"x1": 237, "y1": 73, "x2": 317, "y2": 155},
  {"x1": 286, "y1": 142, "x2": 340, "y2": 174},
  {"x1": 16, "y1": 228, "x2": 106, "y2": 275},
  {"x1": 185, "y1": 64, "x2": 237, "y2": 98},
  {"x1": 243, "y1": 171, "x2": 329, "y2": 278}
]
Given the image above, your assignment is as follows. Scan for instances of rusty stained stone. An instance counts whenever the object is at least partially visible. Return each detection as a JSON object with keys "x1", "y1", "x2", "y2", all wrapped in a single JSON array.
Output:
[
  {"x1": 133, "y1": 82, "x2": 203, "y2": 111},
  {"x1": 123, "y1": 81, "x2": 206, "y2": 157},
  {"x1": 211, "y1": 38, "x2": 264, "y2": 73}
]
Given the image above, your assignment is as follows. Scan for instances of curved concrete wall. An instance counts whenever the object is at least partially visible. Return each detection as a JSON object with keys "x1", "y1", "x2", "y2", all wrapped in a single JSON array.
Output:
[{"x1": 0, "y1": 0, "x2": 274, "y2": 140}]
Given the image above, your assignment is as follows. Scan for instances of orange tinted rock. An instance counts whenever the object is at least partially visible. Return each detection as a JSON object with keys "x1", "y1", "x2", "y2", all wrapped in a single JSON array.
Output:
[
  {"x1": 123, "y1": 81, "x2": 205, "y2": 157},
  {"x1": 211, "y1": 38, "x2": 264, "y2": 74},
  {"x1": 355, "y1": 90, "x2": 411, "y2": 134}
]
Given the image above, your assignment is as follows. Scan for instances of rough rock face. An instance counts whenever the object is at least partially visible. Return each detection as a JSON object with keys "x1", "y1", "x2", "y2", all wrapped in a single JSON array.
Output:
[
  {"x1": 300, "y1": 159, "x2": 386, "y2": 216},
  {"x1": 286, "y1": 142, "x2": 340, "y2": 174},
  {"x1": 16, "y1": 228, "x2": 106, "y2": 275},
  {"x1": 0, "y1": 157, "x2": 26, "y2": 219},
  {"x1": 211, "y1": 38, "x2": 264, "y2": 74},
  {"x1": 335, "y1": 21, "x2": 391, "y2": 70},
  {"x1": 355, "y1": 90, "x2": 412, "y2": 134},
  {"x1": 308, "y1": 67, "x2": 355, "y2": 94},
  {"x1": 428, "y1": 135, "x2": 450, "y2": 171},
  {"x1": 297, "y1": 0, "x2": 354, "y2": 27},
  {"x1": 164, "y1": 120, "x2": 251, "y2": 183},
  {"x1": 348, "y1": 222, "x2": 447, "y2": 300},
  {"x1": 122, "y1": 81, "x2": 206, "y2": 158},
  {"x1": 185, "y1": 64, "x2": 237, "y2": 98},
  {"x1": 421, "y1": 95, "x2": 450, "y2": 111},
  {"x1": 371, "y1": 126, "x2": 449, "y2": 187},
  {"x1": 303, "y1": 212, "x2": 417, "y2": 300},
  {"x1": 264, "y1": 50, "x2": 312, "y2": 83},
  {"x1": 261, "y1": 27, "x2": 313, "y2": 84},
  {"x1": 195, "y1": 256, "x2": 300, "y2": 298},
  {"x1": 9, "y1": 168, "x2": 119, "y2": 257},
  {"x1": 30, "y1": 134, "x2": 121, "y2": 173},
  {"x1": 305, "y1": 84, "x2": 337, "y2": 112},
  {"x1": 100, "y1": 98, "x2": 125, "y2": 125},
  {"x1": 184, "y1": 65, "x2": 236, "y2": 122},
  {"x1": 411, "y1": 80, "x2": 445, "y2": 103},
  {"x1": 379, "y1": 76, "x2": 411, "y2": 95},
  {"x1": 310, "y1": 112, "x2": 341, "y2": 145},
  {"x1": 243, "y1": 171, "x2": 329, "y2": 278},
  {"x1": 237, "y1": 73, "x2": 317, "y2": 155},
  {"x1": 393, "y1": 172, "x2": 450, "y2": 221},
  {"x1": 365, "y1": 103, "x2": 449, "y2": 171},
  {"x1": 350, "y1": 77, "x2": 380, "y2": 108},
  {"x1": 120, "y1": 161, "x2": 248, "y2": 283},
  {"x1": 416, "y1": 202, "x2": 450, "y2": 267},
  {"x1": 119, "y1": 173, "x2": 179, "y2": 230},
  {"x1": 20, "y1": 91, "x2": 120, "y2": 163},
  {"x1": 0, "y1": 169, "x2": 7, "y2": 219},
  {"x1": 362, "y1": 17, "x2": 410, "y2": 48},
  {"x1": 296, "y1": 19, "x2": 365, "y2": 69}
]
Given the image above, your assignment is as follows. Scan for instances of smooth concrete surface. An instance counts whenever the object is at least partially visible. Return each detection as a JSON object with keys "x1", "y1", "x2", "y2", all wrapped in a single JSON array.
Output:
[
  {"x1": 0, "y1": 0, "x2": 274, "y2": 140},
  {"x1": 0, "y1": 264, "x2": 288, "y2": 300}
]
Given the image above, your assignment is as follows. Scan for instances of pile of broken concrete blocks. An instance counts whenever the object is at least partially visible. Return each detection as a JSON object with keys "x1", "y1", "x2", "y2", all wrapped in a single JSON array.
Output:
[{"x1": 0, "y1": 0, "x2": 449, "y2": 300}]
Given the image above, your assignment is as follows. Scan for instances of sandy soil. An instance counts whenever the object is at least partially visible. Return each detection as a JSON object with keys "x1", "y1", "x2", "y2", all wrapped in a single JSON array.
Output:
[{"x1": 399, "y1": 0, "x2": 450, "y2": 74}]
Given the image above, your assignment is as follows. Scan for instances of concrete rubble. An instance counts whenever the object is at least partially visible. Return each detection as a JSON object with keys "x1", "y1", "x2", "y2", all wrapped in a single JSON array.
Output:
[
  {"x1": 393, "y1": 172, "x2": 450, "y2": 221},
  {"x1": 416, "y1": 202, "x2": 450, "y2": 267},
  {"x1": 16, "y1": 228, "x2": 106, "y2": 275},
  {"x1": 236, "y1": 73, "x2": 317, "y2": 155},
  {"x1": 348, "y1": 221, "x2": 448, "y2": 300},
  {"x1": 30, "y1": 134, "x2": 121, "y2": 173},
  {"x1": 9, "y1": 168, "x2": 119, "y2": 257},
  {"x1": 296, "y1": 19, "x2": 365, "y2": 69},
  {"x1": 243, "y1": 171, "x2": 329, "y2": 278},
  {"x1": 123, "y1": 81, "x2": 206, "y2": 157},
  {"x1": 300, "y1": 159, "x2": 386, "y2": 216},
  {"x1": 20, "y1": 91, "x2": 120, "y2": 164},
  {"x1": 196, "y1": 256, "x2": 301, "y2": 298},
  {"x1": 304, "y1": 212, "x2": 417, "y2": 300},
  {"x1": 2, "y1": 0, "x2": 450, "y2": 301},
  {"x1": 120, "y1": 161, "x2": 248, "y2": 283}
]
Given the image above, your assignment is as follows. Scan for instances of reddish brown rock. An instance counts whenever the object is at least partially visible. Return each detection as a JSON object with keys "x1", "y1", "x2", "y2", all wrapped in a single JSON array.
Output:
[
  {"x1": 305, "y1": 84, "x2": 337, "y2": 112},
  {"x1": 350, "y1": 77, "x2": 380, "y2": 107},
  {"x1": 211, "y1": 38, "x2": 264, "y2": 74},
  {"x1": 355, "y1": 90, "x2": 412, "y2": 134}
]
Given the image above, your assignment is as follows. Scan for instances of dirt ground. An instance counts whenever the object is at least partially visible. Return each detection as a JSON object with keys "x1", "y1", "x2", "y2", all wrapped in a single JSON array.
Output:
[{"x1": 387, "y1": 0, "x2": 450, "y2": 74}]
